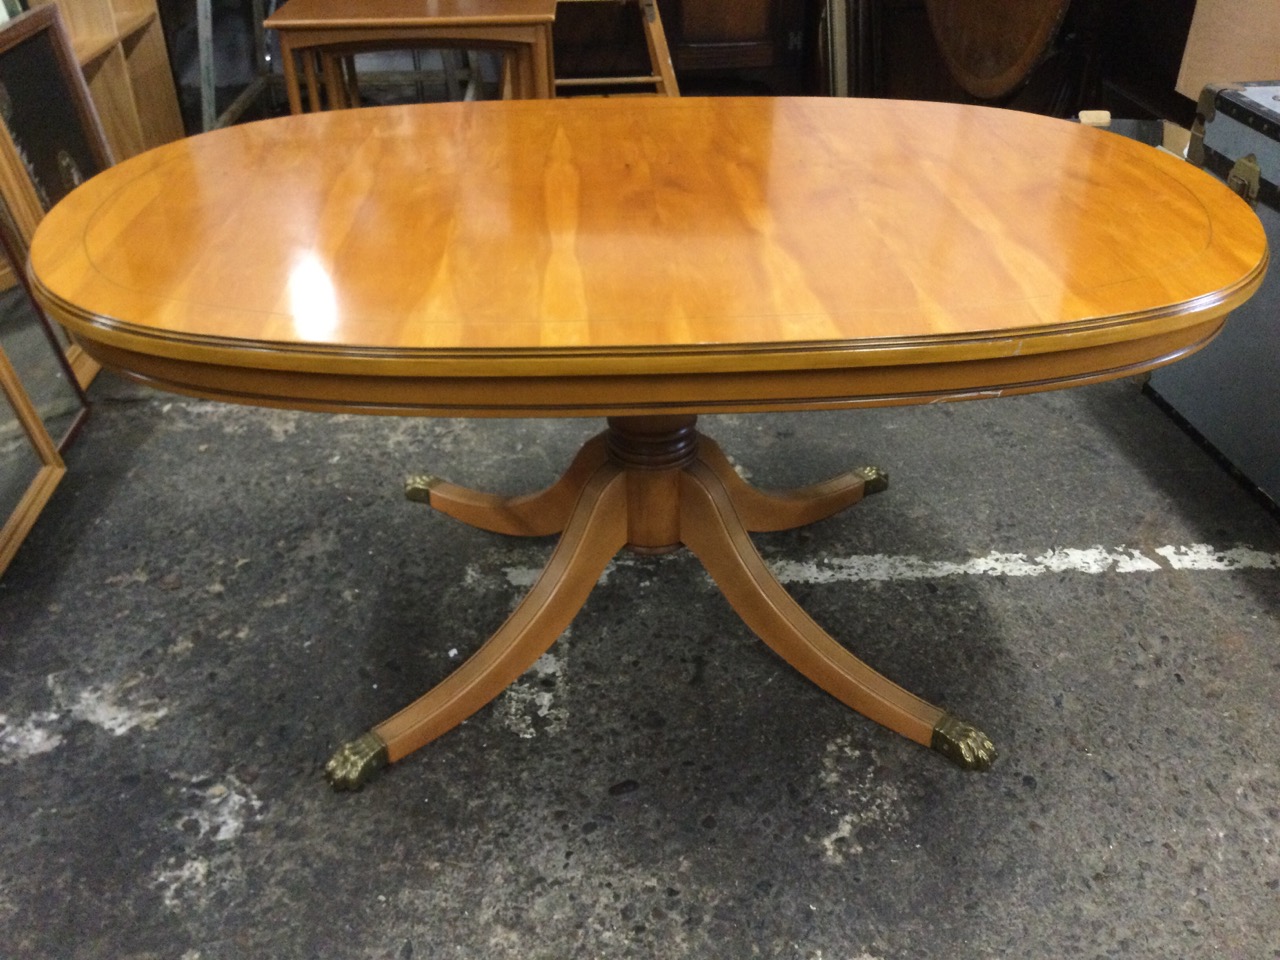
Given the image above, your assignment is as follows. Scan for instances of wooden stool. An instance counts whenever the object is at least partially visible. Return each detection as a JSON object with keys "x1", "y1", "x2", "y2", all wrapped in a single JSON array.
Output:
[
  {"x1": 265, "y1": 0, "x2": 558, "y2": 112},
  {"x1": 553, "y1": 0, "x2": 679, "y2": 96}
]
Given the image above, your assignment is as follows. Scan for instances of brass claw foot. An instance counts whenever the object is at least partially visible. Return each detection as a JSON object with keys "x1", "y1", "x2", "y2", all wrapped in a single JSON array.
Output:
[
  {"x1": 855, "y1": 466, "x2": 889, "y2": 495},
  {"x1": 404, "y1": 474, "x2": 443, "y2": 504},
  {"x1": 325, "y1": 732, "x2": 390, "y2": 791},
  {"x1": 930, "y1": 714, "x2": 997, "y2": 771}
]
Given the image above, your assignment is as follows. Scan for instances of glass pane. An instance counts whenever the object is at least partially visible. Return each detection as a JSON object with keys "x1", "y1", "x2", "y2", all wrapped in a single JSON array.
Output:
[
  {"x1": 0, "y1": 375, "x2": 42, "y2": 522},
  {"x1": 0, "y1": 284, "x2": 82, "y2": 447}
]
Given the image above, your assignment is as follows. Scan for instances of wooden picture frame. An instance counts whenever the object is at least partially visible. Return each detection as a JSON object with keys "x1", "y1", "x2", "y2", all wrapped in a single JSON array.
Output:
[
  {"x1": 0, "y1": 3, "x2": 113, "y2": 387},
  {"x1": 0, "y1": 187, "x2": 85, "y2": 577},
  {"x1": 0, "y1": 328, "x2": 65, "y2": 577},
  {"x1": 0, "y1": 4, "x2": 112, "y2": 221},
  {"x1": 0, "y1": 189, "x2": 88, "y2": 446}
]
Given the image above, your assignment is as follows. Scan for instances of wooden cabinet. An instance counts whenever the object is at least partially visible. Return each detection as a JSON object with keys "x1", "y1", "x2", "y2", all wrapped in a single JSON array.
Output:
[
  {"x1": 0, "y1": 1, "x2": 182, "y2": 323},
  {"x1": 656, "y1": 0, "x2": 810, "y2": 85},
  {"x1": 31, "y1": 0, "x2": 185, "y2": 161},
  {"x1": 0, "y1": 1, "x2": 182, "y2": 376}
]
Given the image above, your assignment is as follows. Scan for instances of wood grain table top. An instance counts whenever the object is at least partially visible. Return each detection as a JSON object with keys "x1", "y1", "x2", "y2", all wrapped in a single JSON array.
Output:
[{"x1": 29, "y1": 97, "x2": 1268, "y2": 416}]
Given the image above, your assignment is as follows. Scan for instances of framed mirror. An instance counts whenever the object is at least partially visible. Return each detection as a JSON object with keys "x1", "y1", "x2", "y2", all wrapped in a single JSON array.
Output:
[
  {"x1": 0, "y1": 328, "x2": 65, "y2": 575},
  {"x1": 0, "y1": 192, "x2": 87, "y2": 448},
  {"x1": 0, "y1": 191, "x2": 86, "y2": 576}
]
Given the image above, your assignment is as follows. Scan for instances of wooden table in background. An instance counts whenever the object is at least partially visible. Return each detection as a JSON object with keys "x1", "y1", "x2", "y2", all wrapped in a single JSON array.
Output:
[
  {"x1": 29, "y1": 98, "x2": 1267, "y2": 789},
  {"x1": 265, "y1": 0, "x2": 557, "y2": 110}
]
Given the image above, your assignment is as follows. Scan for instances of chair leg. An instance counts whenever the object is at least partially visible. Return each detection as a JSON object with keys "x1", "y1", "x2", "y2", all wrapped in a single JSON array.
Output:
[
  {"x1": 638, "y1": 0, "x2": 680, "y2": 96},
  {"x1": 303, "y1": 50, "x2": 323, "y2": 111},
  {"x1": 464, "y1": 50, "x2": 484, "y2": 100},
  {"x1": 343, "y1": 54, "x2": 359, "y2": 106}
]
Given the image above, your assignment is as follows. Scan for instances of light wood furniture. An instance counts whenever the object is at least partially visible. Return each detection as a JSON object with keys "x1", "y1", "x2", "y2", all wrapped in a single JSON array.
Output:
[
  {"x1": 0, "y1": 177, "x2": 87, "y2": 579},
  {"x1": 1176, "y1": 0, "x2": 1280, "y2": 101},
  {"x1": 29, "y1": 0, "x2": 185, "y2": 160},
  {"x1": 264, "y1": 0, "x2": 558, "y2": 111},
  {"x1": 0, "y1": 4, "x2": 121, "y2": 386},
  {"x1": 0, "y1": 341, "x2": 65, "y2": 577},
  {"x1": 1, "y1": 1, "x2": 182, "y2": 372},
  {"x1": 28, "y1": 98, "x2": 1267, "y2": 789}
]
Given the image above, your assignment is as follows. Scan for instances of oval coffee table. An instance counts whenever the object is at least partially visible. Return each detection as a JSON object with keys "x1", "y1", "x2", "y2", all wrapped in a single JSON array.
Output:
[{"x1": 29, "y1": 97, "x2": 1267, "y2": 789}]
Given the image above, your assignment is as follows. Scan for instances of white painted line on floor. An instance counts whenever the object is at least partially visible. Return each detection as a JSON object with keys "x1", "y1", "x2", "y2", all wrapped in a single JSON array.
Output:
[
  {"x1": 771, "y1": 543, "x2": 1280, "y2": 584},
  {"x1": 1154, "y1": 544, "x2": 1280, "y2": 570},
  {"x1": 493, "y1": 543, "x2": 1280, "y2": 591}
]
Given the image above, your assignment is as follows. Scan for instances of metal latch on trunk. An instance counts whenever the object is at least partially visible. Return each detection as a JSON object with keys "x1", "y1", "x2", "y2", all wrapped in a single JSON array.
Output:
[{"x1": 1227, "y1": 154, "x2": 1262, "y2": 207}]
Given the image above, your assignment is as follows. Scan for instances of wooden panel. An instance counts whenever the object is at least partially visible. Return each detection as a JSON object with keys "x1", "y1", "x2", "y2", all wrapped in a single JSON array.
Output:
[
  {"x1": 122, "y1": 17, "x2": 185, "y2": 147},
  {"x1": 110, "y1": 0, "x2": 164, "y2": 21},
  {"x1": 115, "y1": 8, "x2": 156, "y2": 41},
  {"x1": 83, "y1": 45, "x2": 146, "y2": 159},
  {"x1": 69, "y1": 30, "x2": 119, "y2": 66},
  {"x1": 0, "y1": 133, "x2": 45, "y2": 242},
  {"x1": 1177, "y1": 0, "x2": 1280, "y2": 99},
  {"x1": 0, "y1": 457, "x2": 64, "y2": 576},
  {"x1": 27, "y1": 0, "x2": 184, "y2": 158},
  {"x1": 0, "y1": 340, "x2": 66, "y2": 578},
  {"x1": 29, "y1": 0, "x2": 115, "y2": 52}
]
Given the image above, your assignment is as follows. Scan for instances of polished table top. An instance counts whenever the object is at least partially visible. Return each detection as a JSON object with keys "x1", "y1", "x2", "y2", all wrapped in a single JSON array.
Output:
[{"x1": 30, "y1": 96, "x2": 1267, "y2": 416}]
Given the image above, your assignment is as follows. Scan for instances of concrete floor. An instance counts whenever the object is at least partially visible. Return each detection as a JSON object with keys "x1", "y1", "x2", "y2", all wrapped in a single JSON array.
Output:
[{"x1": 1, "y1": 372, "x2": 1278, "y2": 958}]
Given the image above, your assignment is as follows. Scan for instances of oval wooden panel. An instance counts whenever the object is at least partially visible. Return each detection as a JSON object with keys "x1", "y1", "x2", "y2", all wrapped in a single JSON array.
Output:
[
  {"x1": 29, "y1": 97, "x2": 1267, "y2": 416},
  {"x1": 925, "y1": 0, "x2": 1072, "y2": 99}
]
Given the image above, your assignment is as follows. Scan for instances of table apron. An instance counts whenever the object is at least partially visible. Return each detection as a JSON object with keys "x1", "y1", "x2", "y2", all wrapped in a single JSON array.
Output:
[{"x1": 76, "y1": 316, "x2": 1224, "y2": 418}]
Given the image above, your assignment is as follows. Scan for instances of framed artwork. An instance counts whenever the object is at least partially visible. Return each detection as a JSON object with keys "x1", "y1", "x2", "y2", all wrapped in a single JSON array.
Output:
[
  {"x1": 0, "y1": 3, "x2": 112, "y2": 386},
  {"x1": 0, "y1": 5, "x2": 111, "y2": 218}
]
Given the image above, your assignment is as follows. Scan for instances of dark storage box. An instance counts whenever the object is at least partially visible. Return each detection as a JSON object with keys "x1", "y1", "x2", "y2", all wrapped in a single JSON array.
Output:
[{"x1": 1148, "y1": 81, "x2": 1279, "y2": 505}]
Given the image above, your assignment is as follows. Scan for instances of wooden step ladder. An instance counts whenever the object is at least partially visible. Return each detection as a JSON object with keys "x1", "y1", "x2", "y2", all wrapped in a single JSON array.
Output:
[{"x1": 553, "y1": 0, "x2": 679, "y2": 96}]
